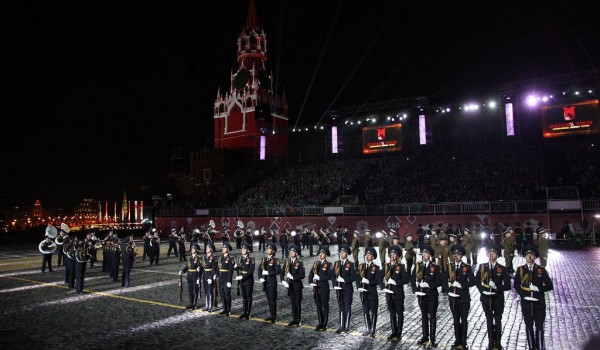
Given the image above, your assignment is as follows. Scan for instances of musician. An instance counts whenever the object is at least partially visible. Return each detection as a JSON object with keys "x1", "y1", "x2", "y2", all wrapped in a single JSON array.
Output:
[
  {"x1": 245, "y1": 227, "x2": 254, "y2": 252},
  {"x1": 221, "y1": 227, "x2": 231, "y2": 248},
  {"x1": 351, "y1": 230, "x2": 360, "y2": 268},
  {"x1": 87, "y1": 232, "x2": 98, "y2": 268},
  {"x1": 64, "y1": 237, "x2": 76, "y2": 289},
  {"x1": 379, "y1": 230, "x2": 391, "y2": 264},
  {"x1": 258, "y1": 226, "x2": 267, "y2": 252},
  {"x1": 514, "y1": 245, "x2": 553, "y2": 350},
  {"x1": 279, "y1": 229, "x2": 289, "y2": 259},
  {"x1": 461, "y1": 227, "x2": 474, "y2": 265},
  {"x1": 202, "y1": 242, "x2": 218, "y2": 312},
  {"x1": 403, "y1": 233, "x2": 415, "y2": 277},
  {"x1": 74, "y1": 240, "x2": 88, "y2": 294},
  {"x1": 110, "y1": 236, "x2": 121, "y2": 283},
  {"x1": 121, "y1": 236, "x2": 136, "y2": 288},
  {"x1": 102, "y1": 235, "x2": 110, "y2": 274},
  {"x1": 56, "y1": 229, "x2": 68, "y2": 266},
  {"x1": 302, "y1": 227, "x2": 310, "y2": 251},
  {"x1": 475, "y1": 244, "x2": 511, "y2": 350},
  {"x1": 293, "y1": 229, "x2": 301, "y2": 250},
  {"x1": 417, "y1": 223, "x2": 425, "y2": 250},
  {"x1": 306, "y1": 228, "x2": 315, "y2": 256},
  {"x1": 167, "y1": 228, "x2": 178, "y2": 258},
  {"x1": 281, "y1": 244, "x2": 305, "y2": 327},
  {"x1": 259, "y1": 242, "x2": 281, "y2": 323},
  {"x1": 234, "y1": 224, "x2": 244, "y2": 250},
  {"x1": 356, "y1": 246, "x2": 384, "y2": 338},
  {"x1": 217, "y1": 242, "x2": 234, "y2": 316},
  {"x1": 384, "y1": 245, "x2": 410, "y2": 342},
  {"x1": 41, "y1": 235, "x2": 55, "y2": 272},
  {"x1": 191, "y1": 228, "x2": 201, "y2": 253},
  {"x1": 178, "y1": 231, "x2": 187, "y2": 262},
  {"x1": 442, "y1": 245, "x2": 475, "y2": 350},
  {"x1": 502, "y1": 229, "x2": 515, "y2": 273},
  {"x1": 143, "y1": 231, "x2": 151, "y2": 261},
  {"x1": 308, "y1": 246, "x2": 333, "y2": 331},
  {"x1": 180, "y1": 243, "x2": 201, "y2": 310},
  {"x1": 235, "y1": 242, "x2": 255, "y2": 320},
  {"x1": 364, "y1": 229, "x2": 373, "y2": 248},
  {"x1": 150, "y1": 230, "x2": 160, "y2": 266},
  {"x1": 411, "y1": 245, "x2": 442, "y2": 348},
  {"x1": 334, "y1": 244, "x2": 356, "y2": 334}
]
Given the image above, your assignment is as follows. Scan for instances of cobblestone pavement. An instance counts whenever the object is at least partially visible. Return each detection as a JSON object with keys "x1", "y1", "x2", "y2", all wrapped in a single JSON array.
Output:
[{"x1": 1, "y1": 243, "x2": 598, "y2": 349}]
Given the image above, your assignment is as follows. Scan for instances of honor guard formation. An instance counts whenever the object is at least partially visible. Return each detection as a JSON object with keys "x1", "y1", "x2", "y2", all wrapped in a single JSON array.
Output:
[{"x1": 30, "y1": 221, "x2": 560, "y2": 350}]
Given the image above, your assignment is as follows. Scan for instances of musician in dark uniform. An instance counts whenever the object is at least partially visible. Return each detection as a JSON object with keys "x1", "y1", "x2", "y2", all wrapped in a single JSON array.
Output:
[
  {"x1": 258, "y1": 226, "x2": 267, "y2": 252},
  {"x1": 217, "y1": 242, "x2": 234, "y2": 316},
  {"x1": 514, "y1": 245, "x2": 553, "y2": 350},
  {"x1": 279, "y1": 229, "x2": 289, "y2": 259},
  {"x1": 411, "y1": 245, "x2": 442, "y2": 348},
  {"x1": 121, "y1": 236, "x2": 136, "y2": 288},
  {"x1": 178, "y1": 232, "x2": 187, "y2": 262},
  {"x1": 202, "y1": 242, "x2": 218, "y2": 312},
  {"x1": 167, "y1": 228, "x2": 178, "y2": 258},
  {"x1": 179, "y1": 243, "x2": 201, "y2": 310},
  {"x1": 308, "y1": 246, "x2": 333, "y2": 331},
  {"x1": 293, "y1": 229, "x2": 301, "y2": 250},
  {"x1": 514, "y1": 222, "x2": 523, "y2": 255},
  {"x1": 364, "y1": 229, "x2": 373, "y2": 248},
  {"x1": 351, "y1": 230, "x2": 360, "y2": 269},
  {"x1": 417, "y1": 223, "x2": 425, "y2": 250},
  {"x1": 302, "y1": 227, "x2": 310, "y2": 250},
  {"x1": 476, "y1": 244, "x2": 511, "y2": 350},
  {"x1": 357, "y1": 246, "x2": 384, "y2": 338},
  {"x1": 150, "y1": 231, "x2": 160, "y2": 266},
  {"x1": 221, "y1": 227, "x2": 231, "y2": 248},
  {"x1": 110, "y1": 237, "x2": 120, "y2": 283},
  {"x1": 40, "y1": 235, "x2": 55, "y2": 272},
  {"x1": 245, "y1": 227, "x2": 254, "y2": 252},
  {"x1": 259, "y1": 242, "x2": 281, "y2": 323},
  {"x1": 403, "y1": 233, "x2": 415, "y2": 277},
  {"x1": 235, "y1": 242, "x2": 255, "y2": 320},
  {"x1": 143, "y1": 231, "x2": 151, "y2": 261},
  {"x1": 234, "y1": 224, "x2": 244, "y2": 250},
  {"x1": 281, "y1": 244, "x2": 305, "y2": 327},
  {"x1": 383, "y1": 245, "x2": 410, "y2": 342},
  {"x1": 307, "y1": 228, "x2": 315, "y2": 256},
  {"x1": 442, "y1": 245, "x2": 475, "y2": 350},
  {"x1": 64, "y1": 237, "x2": 76, "y2": 289},
  {"x1": 74, "y1": 240, "x2": 88, "y2": 294},
  {"x1": 333, "y1": 244, "x2": 356, "y2": 334}
]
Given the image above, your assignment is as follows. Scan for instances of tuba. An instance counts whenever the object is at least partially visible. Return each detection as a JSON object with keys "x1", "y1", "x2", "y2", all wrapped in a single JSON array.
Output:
[
  {"x1": 39, "y1": 238, "x2": 57, "y2": 254},
  {"x1": 45, "y1": 225, "x2": 58, "y2": 239}
]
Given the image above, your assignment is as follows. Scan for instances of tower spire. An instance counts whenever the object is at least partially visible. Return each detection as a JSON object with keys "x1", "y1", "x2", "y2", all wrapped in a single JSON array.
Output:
[{"x1": 245, "y1": 0, "x2": 259, "y2": 31}]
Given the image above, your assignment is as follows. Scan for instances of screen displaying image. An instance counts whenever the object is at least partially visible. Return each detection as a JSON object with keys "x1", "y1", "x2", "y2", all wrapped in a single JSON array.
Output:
[
  {"x1": 362, "y1": 123, "x2": 402, "y2": 154},
  {"x1": 541, "y1": 99, "x2": 599, "y2": 138}
]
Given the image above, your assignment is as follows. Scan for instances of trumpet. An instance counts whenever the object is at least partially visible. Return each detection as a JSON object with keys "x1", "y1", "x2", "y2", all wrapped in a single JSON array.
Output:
[{"x1": 319, "y1": 228, "x2": 331, "y2": 244}]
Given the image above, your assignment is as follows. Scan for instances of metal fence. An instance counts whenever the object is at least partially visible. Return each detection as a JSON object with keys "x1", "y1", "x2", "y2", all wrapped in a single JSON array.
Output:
[{"x1": 156, "y1": 199, "x2": 600, "y2": 217}]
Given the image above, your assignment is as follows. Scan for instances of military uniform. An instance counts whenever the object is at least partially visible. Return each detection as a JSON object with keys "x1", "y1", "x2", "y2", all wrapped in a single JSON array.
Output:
[
  {"x1": 64, "y1": 238, "x2": 76, "y2": 288},
  {"x1": 201, "y1": 243, "x2": 218, "y2": 312},
  {"x1": 411, "y1": 246, "x2": 443, "y2": 348},
  {"x1": 217, "y1": 242, "x2": 235, "y2": 316},
  {"x1": 308, "y1": 246, "x2": 333, "y2": 331},
  {"x1": 514, "y1": 246, "x2": 553, "y2": 350},
  {"x1": 235, "y1": 243, "x2": 255, "y2": 320},
  {"x1": 333, "y1": 244, "x2": 356, "y2": 334},
  {"x1": 121, "y1": 237, "x2": 135, "y2": 288},
  {"x1": 110, "y1": 237, "x2": 120, "y2": 283},
  {"x1": 502, "y1": 233, "x2": 515, "y2": 273},
  {"x1": 279, "y1": 230, "x2": 289, "y2": 259},
  {"x1": 357, "y1": 246, "x2": 384, "y2": 338},
  {"x1": 351, "y1": 231, "x2": 360, "y2": 267},
  {"x1": 536, "y1": 223, "x2": 549, "y2": 267},
  {"x1": 150, "y1": 233, "x2": 160, "y2": 266},
  {"x1": 475, "y1": 245, "x2": 511, "y2": 350},
  {"x1": 259, "y1": 242, "x2": 281, "y2": 322},
  {"x1": 404, "y1": 234, "x2": 416, "y2": 277},
  {"x1": 180, "y1": 245, "x2": 201, "y2": 309},
  {"x1": 436, "y1": 237, "x2": 450, "y2": 275},
  {"x1": 178, "y1": 234, "x2": 187, "y2": 262},
  {"x1": 442, "y1": 245, "x2": 476, "y2": 350},
  {"x1": 143, "y1": 232, "x2": 151, "y2": 261},
  {"x1": 417, "y1": 224, "x2": 425, "y2": 249},
  {"x1": 74, "y1": 241, "x2": 88, "y2": 294},
  {"x1": 384, "y1": 245, "x2": 410, "y2": 342},
  {"x1": 522, "y1": 222, "x2": 533, "y2": 254},
  {"x1": 462, "y1": 229, "x2": 473, "y2": 265},
  {"x1": 245, "y1": 228, "x2": 254, "y2": 252},
  {"x1": 40, "y1": 237, "x2": 54, "y2": 272},
  {"x1": 167, "y1": 229, "x2": 178, "y2": 258},
  {"x1": 514, "y1": 223, "x2": 523, "y2": 254},
  {"x1": 378, "y1": 232, "x2": 390, "y2": 264},
  {"x1": 281, "y1": 244, "x2": 305, "y2": 327},
  {"x1": 364, "y1": 230, "x2": 373, "y2": 248}
]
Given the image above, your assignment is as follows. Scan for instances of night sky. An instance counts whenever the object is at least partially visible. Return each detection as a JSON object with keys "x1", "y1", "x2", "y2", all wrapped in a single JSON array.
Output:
[{"x1": 3, "y1": 0, "x2": 599, "y2": 210}]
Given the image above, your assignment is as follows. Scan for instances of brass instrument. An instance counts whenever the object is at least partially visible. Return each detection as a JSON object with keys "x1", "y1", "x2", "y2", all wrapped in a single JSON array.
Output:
[
  {"x1": 75, "y1": 241, "x2": 89, "y2": 263},
  {"x1": 45, "y1": 225, "x2": 58, "y2": 239},
  {"x1": 39, "y1": 238, "x2": 57, "y2": 254},
  {"x1": 319, "y1": 228, "x2": 331, "y2": 244}
]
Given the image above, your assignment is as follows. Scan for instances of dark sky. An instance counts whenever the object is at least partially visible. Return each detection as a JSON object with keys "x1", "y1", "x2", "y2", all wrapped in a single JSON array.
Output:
[{"x1": 3, "y1": 0, "x2": 599, "y2": 210}]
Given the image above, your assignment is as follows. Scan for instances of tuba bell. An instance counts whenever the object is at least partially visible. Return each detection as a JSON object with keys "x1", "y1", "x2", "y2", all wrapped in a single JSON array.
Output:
[
  {"x1": 39, "y1": 238, "x2": 57, "y2": 254},
  {"x1": 45, "y1": 225, "x2": 58, "y2": 239}
]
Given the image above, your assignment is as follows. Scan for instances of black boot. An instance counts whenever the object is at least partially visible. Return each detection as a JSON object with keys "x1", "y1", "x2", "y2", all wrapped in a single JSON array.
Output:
[
  {"x1": 370, "y1": 313, "x2": 377, "y2": 338},
  {"x1": 246, "y1": 299, "x2": 252, "y2": 320},
  {"x1": 288, "y1": 305, "x2": 297, "y2": 327},
  {"x1": 362, "y1": 313, "x2": 372, "y2": 337},
  {"x1": 296, "y1": 305, "x2": 302, "y2": 326},
  {"x1": 320, "y1": 309, "x2": 328, "y2": 331},
  {"x1": 238, "y1": 299, "x2": 246, "y2": 319},
  {"x1": 345, "y1": 312, "x2": 352, "y2": 333},
  {"x1": 526, "y1": 329, "x2": 535, "y2": 350},
  {"x1": 336, "y1": 311, "x2": 345, "y2": 333},
  {"x1": 315, "y1": 308, "x2": 322, "y2": 331},
  {"x1": 429, "y1": 316, "x2": 438, "y2": 347},
  {"x1": 387, "y1": 314, "x2": 397, "y2": 340},
  {"x1": 272, "y1": 302, "x2": 277, "y2": 323},
  {"x1": 536, "y1": 328, "x2": 545, "y2": 350},
  {"x1": 397, "y1": 316, "x2": 403, "y2": 342},
  {"x1": 265, "y1": 304, "x2": 273, "y2": 322}
]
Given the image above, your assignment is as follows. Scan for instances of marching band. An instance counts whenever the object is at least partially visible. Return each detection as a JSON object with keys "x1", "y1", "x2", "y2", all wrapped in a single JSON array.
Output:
[{"x1": 37, "y1": 222, "x2": 554, "y2": 350}]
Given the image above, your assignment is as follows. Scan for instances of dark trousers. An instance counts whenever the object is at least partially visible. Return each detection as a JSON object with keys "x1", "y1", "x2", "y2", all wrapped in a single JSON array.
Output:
[
  {"x1": 42, "y1": 254, "x2": 53, "y2": 272},
  {"x1": 337, "y1": 289, "x2": 353, "y2": 330},
  {"x1": 281, "y1": 246, "x2": 289, "y2": 259},
  {"x1": 361, "y1": 298, "x2": 379, "y2": 335},
  {"x1": 57, "y1": 249, "x2": 63, "y2": 266},
  {"x1": 289, "y1": 286, "x2": 303, "y2": 324},
  {"x1": 150, "y1": 248, "x2": 160, "y2": 265},
  {"x1": 389, "y1": 298, "x2": 405, "y2": 337},
  {"x1": 65, "y1": 257, "x2": 75, "y2": 288},
  {"x1": 258, "y1": 237, "x2": 266, "y2": 252},
  {"x1": 75, "y1": 261, "x2": 86, "y2": 294},
  {"x1": 418, "y1": 296, "x2": 438, "y2": 342},
  {"x1": 450, "y1": 299, "x2": 470, "y2": 346},
  {"x1": 167, "y1": 242, "x2": 178, "y2": 257},
  {"x1": 406, "y1": 258, "x2": 414, "y2": 278},
  {"x1": 143, "y1": 245, "x2": 149, "y2": 261},
  {"x1": 178, "y1": 244, "x2": 186, "y2": 262},
  {"x1": 314, "y1": 290, "x2": 330, "y2": 328},
  {"x1": 121, "y1": 261, "x2": 132, "y2": 287},
  {"x1": 241, "y1": 284, "x2": 254, "y2": 317},
  {"x1": 203, "y1": 279, "x2": 215, "y2": 311},
  {"x1": 265, "y1": 282, "x2": 278, "y2": 319},
  {"x1": 187, "y1": 275, "x2": 199, "y2": 308},
  {"x1": 483, "y1": 300, "x2": 505, "y2": 348},
  {"x1": 522, "y1": 304, "x2": 546, "y2": 350},
  {"x1": 219, "y1": 281, "x2": 232, "y2": 314},
  {"x1": 235, "y1": 238, "x2": 242, "y2": 250}
]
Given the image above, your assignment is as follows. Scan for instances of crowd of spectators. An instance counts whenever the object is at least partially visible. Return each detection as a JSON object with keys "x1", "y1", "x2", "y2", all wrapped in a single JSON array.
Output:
[{"x1": 562, "y1": 142, "x2": 600, "y2": 198}]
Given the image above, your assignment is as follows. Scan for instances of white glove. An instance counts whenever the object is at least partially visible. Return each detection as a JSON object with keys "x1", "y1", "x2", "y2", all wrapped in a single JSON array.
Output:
[
  {"x1": 420, "y1": 282, "x2": 430, "y2": 288},
  {"x1": 259, "y1": 278, "x2": 265, "y2": 283},
  {"x1": 227, "y1": 282, "x2": 231, "y2": 288},
  {"x1": 287, "y1": 272, "x2": 293, "y2": 280},
  {"x1": 387, "y1": 279, "x2": 396, "y2": 286},
  {"x1": 489, "y1": 280, "x2": 497, "y2": 289},
  {"x1": 235, "y1": 275, "x2": 243, "y2": 280},
  {"x1": 313, "y1": 275, "x2": 320, "y2": 281},
  {"x1": 207, "y1": 279, "x2": 212, "y2": 285},
  {"x1": 453, "y1": 281, "x2": 462, "y2": 289},
  {"x1": 262, "y1": 270, "x2": 269, "y2": 276},
  {"x1": 234, "y1": 264, "x2": 238, "y2": 269},
  {"x1": 178, "y1": 271, "x2": 183, "y2": 275},
  {"x1": 196, "y1": 279, "x2": 200, "y2": 285},
  {"x1": 530, "y1": 285, "x2": 539, "y2": 292},
  {"x1": 361, "y1": 277, "x2": 369, "y2": 284},
  {"x1": 337, "y1": 276, "x2": 345, "y2": 283}
]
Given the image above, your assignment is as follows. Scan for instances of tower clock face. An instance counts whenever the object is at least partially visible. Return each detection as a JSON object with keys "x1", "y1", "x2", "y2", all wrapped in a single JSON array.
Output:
[
  {"x1": 233, "y1": 68, "x2": 250, "y2": 89},
  {"x1": 258, "y1": 69, "x2": 270, "y2": 89}
]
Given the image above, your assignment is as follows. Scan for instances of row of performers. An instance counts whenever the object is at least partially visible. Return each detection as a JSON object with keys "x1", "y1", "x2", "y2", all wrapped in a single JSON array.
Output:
[{"x1": 179, "y1": 241, "x2": 552, "y2": 350}]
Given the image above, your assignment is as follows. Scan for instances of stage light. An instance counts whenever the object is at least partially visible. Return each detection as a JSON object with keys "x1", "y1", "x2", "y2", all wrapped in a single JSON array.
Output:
[
  {"x1": 575, "y1": 91, "x2": 580, "y2": 95},
  {"x1": 489, "y1": 101, "x2": 496, "y2": 108},
  {"x1": 357, "y1": 121, "x2": 361, "y2": 124},
  {"x1": 526, "y1": 95, "x2": 539, "y2": 106},
  {"x1": 387, "y1": 116, "x2": 391, "y2": 120},
  {"x1": 403, "y1": 114, "x2": 407, "y2": 118},
  {"x1": 320, "y1": 126, "x2": 324, "y2": 130},
  {"x1": 542, "y1": 96, "x2": 548, "y2": 102},
  {"x1": 445, "y1": 108, "x2": 450, "y2": 112},
  {"x1": 292, "y1": 128, "x2": 296, "y2": 132},
  {"x1": 589, "y1": 90, "x2": 593, "y2": 93},
  {"x1": 344, "y1": 120, "x2": 349, "y2": 124},
  {"x1": 305, "y1": 128, "x2": 308, "y2": 131}
]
